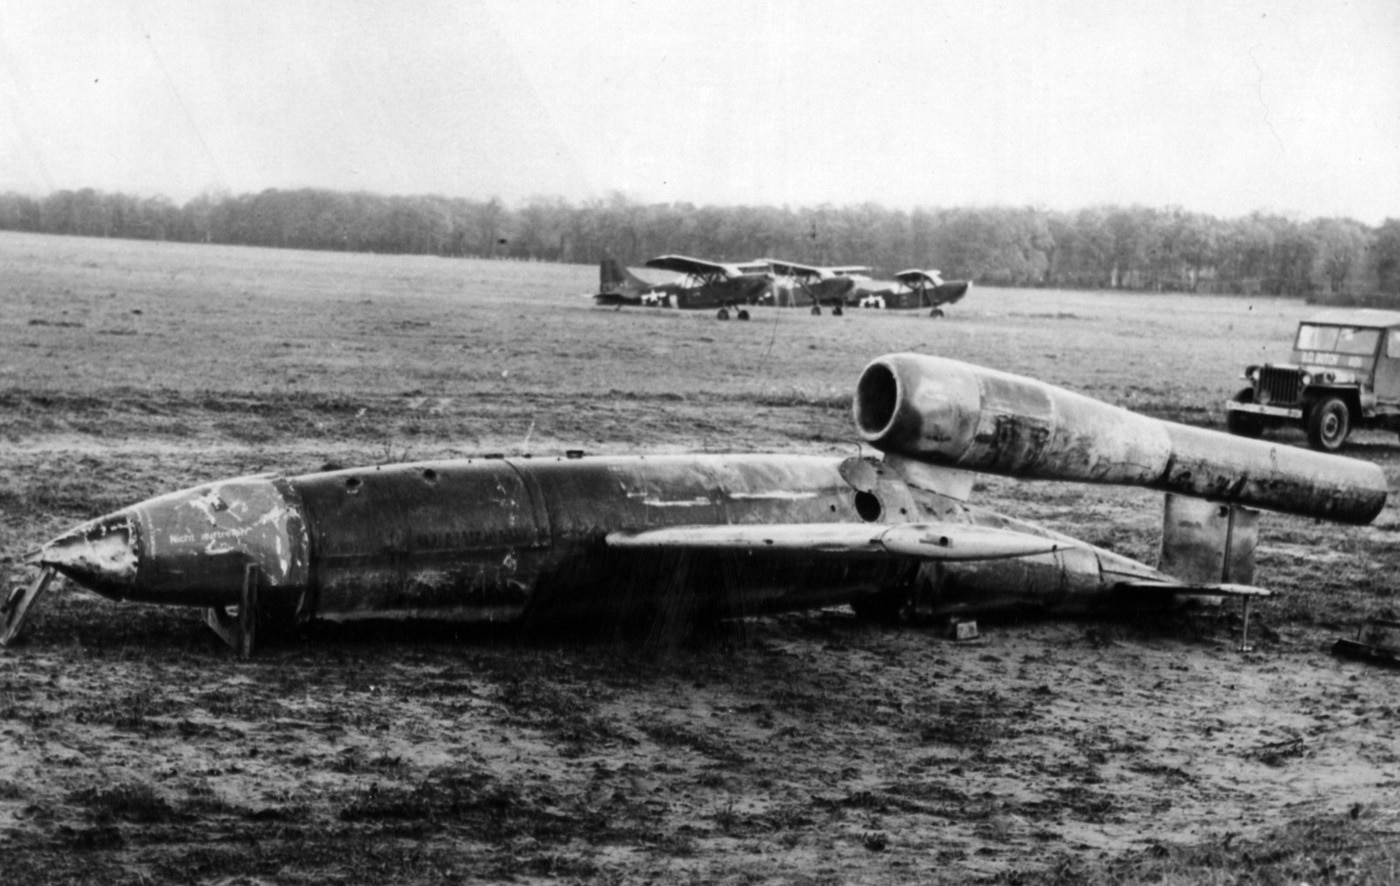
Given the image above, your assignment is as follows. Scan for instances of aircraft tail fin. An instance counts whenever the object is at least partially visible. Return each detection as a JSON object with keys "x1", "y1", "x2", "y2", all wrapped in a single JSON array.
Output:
[
  {"x1": 1149, "y1": 496, "x2": 1269, "y2": 650},
  {"x1": 599, "y1": 257, "x2": 650, "y2": 294},
  {"x1": 932, "y1": 280, "x2": 971, "y2": 307},
  {"x1": 1158, "y1": 493, "x2": 1258, "y2": 586}
]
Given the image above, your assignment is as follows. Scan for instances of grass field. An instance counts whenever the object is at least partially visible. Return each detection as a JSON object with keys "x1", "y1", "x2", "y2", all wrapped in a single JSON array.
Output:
[
  {"x1": 1, "y1": 230, "x2": 1398, "y2": 884},
  {"x1": 4, "y1": 228, "x2": 1301, "y2": 401}
]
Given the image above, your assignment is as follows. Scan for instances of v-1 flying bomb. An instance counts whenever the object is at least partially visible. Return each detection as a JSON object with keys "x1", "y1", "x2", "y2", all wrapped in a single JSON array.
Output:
[{"x1": 4, "y1": 355, "x2": 1386, "y2": 654}]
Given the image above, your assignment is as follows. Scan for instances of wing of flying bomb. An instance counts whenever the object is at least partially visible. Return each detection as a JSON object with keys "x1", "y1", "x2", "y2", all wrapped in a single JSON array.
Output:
[
  {"x1": 1115, "y1": 579, "x2": 1273, "y2": 651},
  {"x1": 1115, "y1": 580, "x2": 1272, "y2": 598},
  {"x1": 607, "y1": 521, "x2": 1068, "y2": 560}
]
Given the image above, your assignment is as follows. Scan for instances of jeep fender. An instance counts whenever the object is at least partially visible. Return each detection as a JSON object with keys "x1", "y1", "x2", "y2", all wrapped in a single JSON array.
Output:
[{"x1": 1304, "y1": 387, "x2": 1364, "y2": 421}]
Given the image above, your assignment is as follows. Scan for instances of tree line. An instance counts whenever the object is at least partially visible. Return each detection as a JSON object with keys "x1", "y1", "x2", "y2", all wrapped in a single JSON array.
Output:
[{"x1": 2, "y1": 187, "x2": 1397, "y2": 300}]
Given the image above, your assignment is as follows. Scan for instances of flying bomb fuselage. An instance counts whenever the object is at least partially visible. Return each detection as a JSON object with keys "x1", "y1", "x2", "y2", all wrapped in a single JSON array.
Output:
[
  {"x1": 29, "y1": 453, "x2": 1167, "y2": 634},
  {"x1": 16, "y1": 353, "x2": 1389, "y2": 646}
]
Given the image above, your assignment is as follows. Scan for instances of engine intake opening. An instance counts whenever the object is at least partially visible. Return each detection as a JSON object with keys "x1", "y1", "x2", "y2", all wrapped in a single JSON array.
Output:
[{"x1": 854, "y1": 362, "x2": 899, "y2": 438}]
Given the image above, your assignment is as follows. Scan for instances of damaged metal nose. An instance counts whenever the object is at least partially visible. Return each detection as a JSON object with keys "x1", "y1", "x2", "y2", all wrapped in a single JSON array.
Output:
[
  {"x1": 4, "y1": 475, "x2": 315, "y2": 647},
  {"x1": 1, "y1": 513, "x2": 141, "y2": 647},
  {"x1": 36, "y1": 513, "x2": 141, "y2": 599}
]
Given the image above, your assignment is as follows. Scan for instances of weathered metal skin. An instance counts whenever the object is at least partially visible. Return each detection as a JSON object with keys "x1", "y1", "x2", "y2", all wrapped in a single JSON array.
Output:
[
  {"x1": 294, "y1": 454, "x2": 929, "y2": 625},
  {"x1": 295, "y1": 460, "x2": 548, "y2": 624},
  {"x1": 854, "y1": 353, "x2": 1388, "y2": 524},
  {"x1": 27, "y1": 456, "x2": 913, "y2": 627},
  {"x1": 909, "y1": 505, "x2": 1168, "y2": 616},
  {"x1": 37, "y1": 475, "x2": 310, "y2": 608},
  {"x1": 21, "y1": 453, "x2": 1195, "y2": 637}
]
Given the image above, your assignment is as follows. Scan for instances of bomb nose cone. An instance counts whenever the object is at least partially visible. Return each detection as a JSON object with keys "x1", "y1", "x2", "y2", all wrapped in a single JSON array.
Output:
[{"x1": 36, "y1": 513, "x2": 141, "y2": 599}]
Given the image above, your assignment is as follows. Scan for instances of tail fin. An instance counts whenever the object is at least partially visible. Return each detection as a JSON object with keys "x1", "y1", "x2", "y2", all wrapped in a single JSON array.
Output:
[
  {"x1": 1159, "y1": 494, "x2": 1258, "y2": 585},
  {"x1": 599, "y1": 257, "x2": 649, "y2": 294},
  {"x1": 1150, "y1": 494, "x2": 1270, "y2": 651}
]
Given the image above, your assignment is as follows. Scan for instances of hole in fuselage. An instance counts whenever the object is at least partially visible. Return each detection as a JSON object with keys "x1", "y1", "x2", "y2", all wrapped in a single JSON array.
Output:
[
  {"x1": 422, "y1": 468, "x2": 439, "y2": 483},
  {"x1": 854, "y1": 491, "x2": 882, "y2": 522}
]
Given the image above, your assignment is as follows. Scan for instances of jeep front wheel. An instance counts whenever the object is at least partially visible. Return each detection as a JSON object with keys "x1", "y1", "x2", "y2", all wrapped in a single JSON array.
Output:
[
  {"x1": 1306, "y1": 397, "x2": 1350, "y2": 451},
  {"x1": 1226, "y1": 388, "x2": 1264, "y2": 438}
]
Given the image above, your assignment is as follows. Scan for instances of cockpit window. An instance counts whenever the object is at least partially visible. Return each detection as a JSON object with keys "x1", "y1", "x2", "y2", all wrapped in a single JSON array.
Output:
[{"x1": 1296, "y1": 324, "x2": 1381, "y2": 356}]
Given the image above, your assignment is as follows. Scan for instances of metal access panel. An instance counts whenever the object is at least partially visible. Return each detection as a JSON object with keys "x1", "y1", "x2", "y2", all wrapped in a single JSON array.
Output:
[{"x1": 294, "y1": 460, "x2": 548, "y2": 621}]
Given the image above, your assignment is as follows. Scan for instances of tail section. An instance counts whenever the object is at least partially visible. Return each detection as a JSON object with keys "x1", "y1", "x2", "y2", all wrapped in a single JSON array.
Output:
[
  {"x1": 1159, "y1": 494, "x2": 1258, "y2": 585},
  {"x1": 932, "y1": 280, "x2": 971, "y2": 308},
  {"x1": 599, "y1": 257, "x2": 650, "y2": 294},
  {"x1": 850, "y1": 353, "x2": 1378, "y2": 646}
]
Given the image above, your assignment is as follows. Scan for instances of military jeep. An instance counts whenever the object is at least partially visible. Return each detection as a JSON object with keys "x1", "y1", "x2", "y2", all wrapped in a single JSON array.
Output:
[{"x1": 1226, "y1": 309, "x2": 1400, "y2": 451}]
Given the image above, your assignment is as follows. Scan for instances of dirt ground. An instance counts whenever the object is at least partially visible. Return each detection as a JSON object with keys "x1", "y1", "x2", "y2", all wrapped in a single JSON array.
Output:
[{"x1": 2, "y1": 234, "x2": 1398, "y2": 883}]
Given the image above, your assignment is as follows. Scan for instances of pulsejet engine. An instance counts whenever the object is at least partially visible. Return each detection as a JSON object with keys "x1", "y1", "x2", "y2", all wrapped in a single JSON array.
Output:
[
  {"x1": 849, "y1": 353, "x2": 1385, "y2": 631},
  {"x1": 854, "y1": 353, "x2": 1380, "y2": 522},
  {"x1": 4, "y1": 354, "x2": 1387, "y2": 654}
]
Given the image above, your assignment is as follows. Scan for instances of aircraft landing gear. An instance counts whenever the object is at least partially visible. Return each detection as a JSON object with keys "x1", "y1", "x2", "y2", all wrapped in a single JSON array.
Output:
[
  {"x1": 810, "y1": 306, "x2": 822, "y2": 316},
  {"x1": 930, "y1": 308, "x2": 945, "y2": 318},
  {"x1": 737, "y1": 309, "x2": 750, "y2": 321},
  {"x1": 716, "y1": 308, "x2": 730, "y2": 320},
  {"x1": 833, "y1": 306, "x2": 844, "y2": 317}
]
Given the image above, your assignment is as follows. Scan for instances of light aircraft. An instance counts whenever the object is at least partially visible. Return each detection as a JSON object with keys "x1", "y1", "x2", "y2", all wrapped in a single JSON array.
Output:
[
  {"x1": 3, "y1": 355, "x2": 1385, "y2": 656},
  {"x1": 759, "y1": 259, "x2": 870, "y2": 315},
  {"x1": 850, "y1": 269, "x2": 972, "y2": 316},
  {"x1": 590, "y1": 255, "x2": 772, "y2": 320}
]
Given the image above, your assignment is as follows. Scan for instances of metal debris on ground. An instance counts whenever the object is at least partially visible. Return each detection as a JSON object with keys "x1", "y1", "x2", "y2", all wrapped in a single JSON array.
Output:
[{"x1": 1331, "y1": 619, "x2": 1400, "y2": 669}]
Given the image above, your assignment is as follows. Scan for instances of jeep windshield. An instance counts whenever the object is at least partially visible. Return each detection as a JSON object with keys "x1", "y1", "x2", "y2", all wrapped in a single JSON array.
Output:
[{"x1": 1295, "y1": 324, "x2": 1381, "y2": 356}]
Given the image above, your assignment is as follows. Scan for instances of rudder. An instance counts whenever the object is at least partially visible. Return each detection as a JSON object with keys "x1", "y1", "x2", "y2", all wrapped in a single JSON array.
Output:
[
  {"x1": 1159, "y1": 494, "x2": 1258, "y2": 585},
  {"x1": 599, "y1": 257, "x2": 649, "y2": 294}
]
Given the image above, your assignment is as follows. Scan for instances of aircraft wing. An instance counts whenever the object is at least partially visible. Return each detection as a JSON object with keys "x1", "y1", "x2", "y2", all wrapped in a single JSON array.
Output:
[
  {"x1": 1115, "y1": 580, "x2": 1273, "y2": 598},
  {"x1": 763, "y1": 258, "x2": 824, "y2": 278},
  {"x1": 894, "y1": 269, "x2": 941, "y2": 286},
  {"x1": 606, "y1": 522, "x2": 1069, "y2": 561},
  {"x1": 645, "y1": 255, "x2": 734, "y2": 276}
]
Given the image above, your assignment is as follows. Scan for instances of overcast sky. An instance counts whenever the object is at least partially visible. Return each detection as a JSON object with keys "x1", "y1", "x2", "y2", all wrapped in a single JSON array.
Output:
[{"x1": 1, "y1": 0, "x2": 1396, "y2": 222}]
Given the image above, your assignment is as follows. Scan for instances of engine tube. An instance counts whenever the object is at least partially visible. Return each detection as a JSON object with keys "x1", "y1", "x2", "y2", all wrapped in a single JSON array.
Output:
[{"x1": 854, "y1": 353, "x2": 1387, "y2": 524}]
